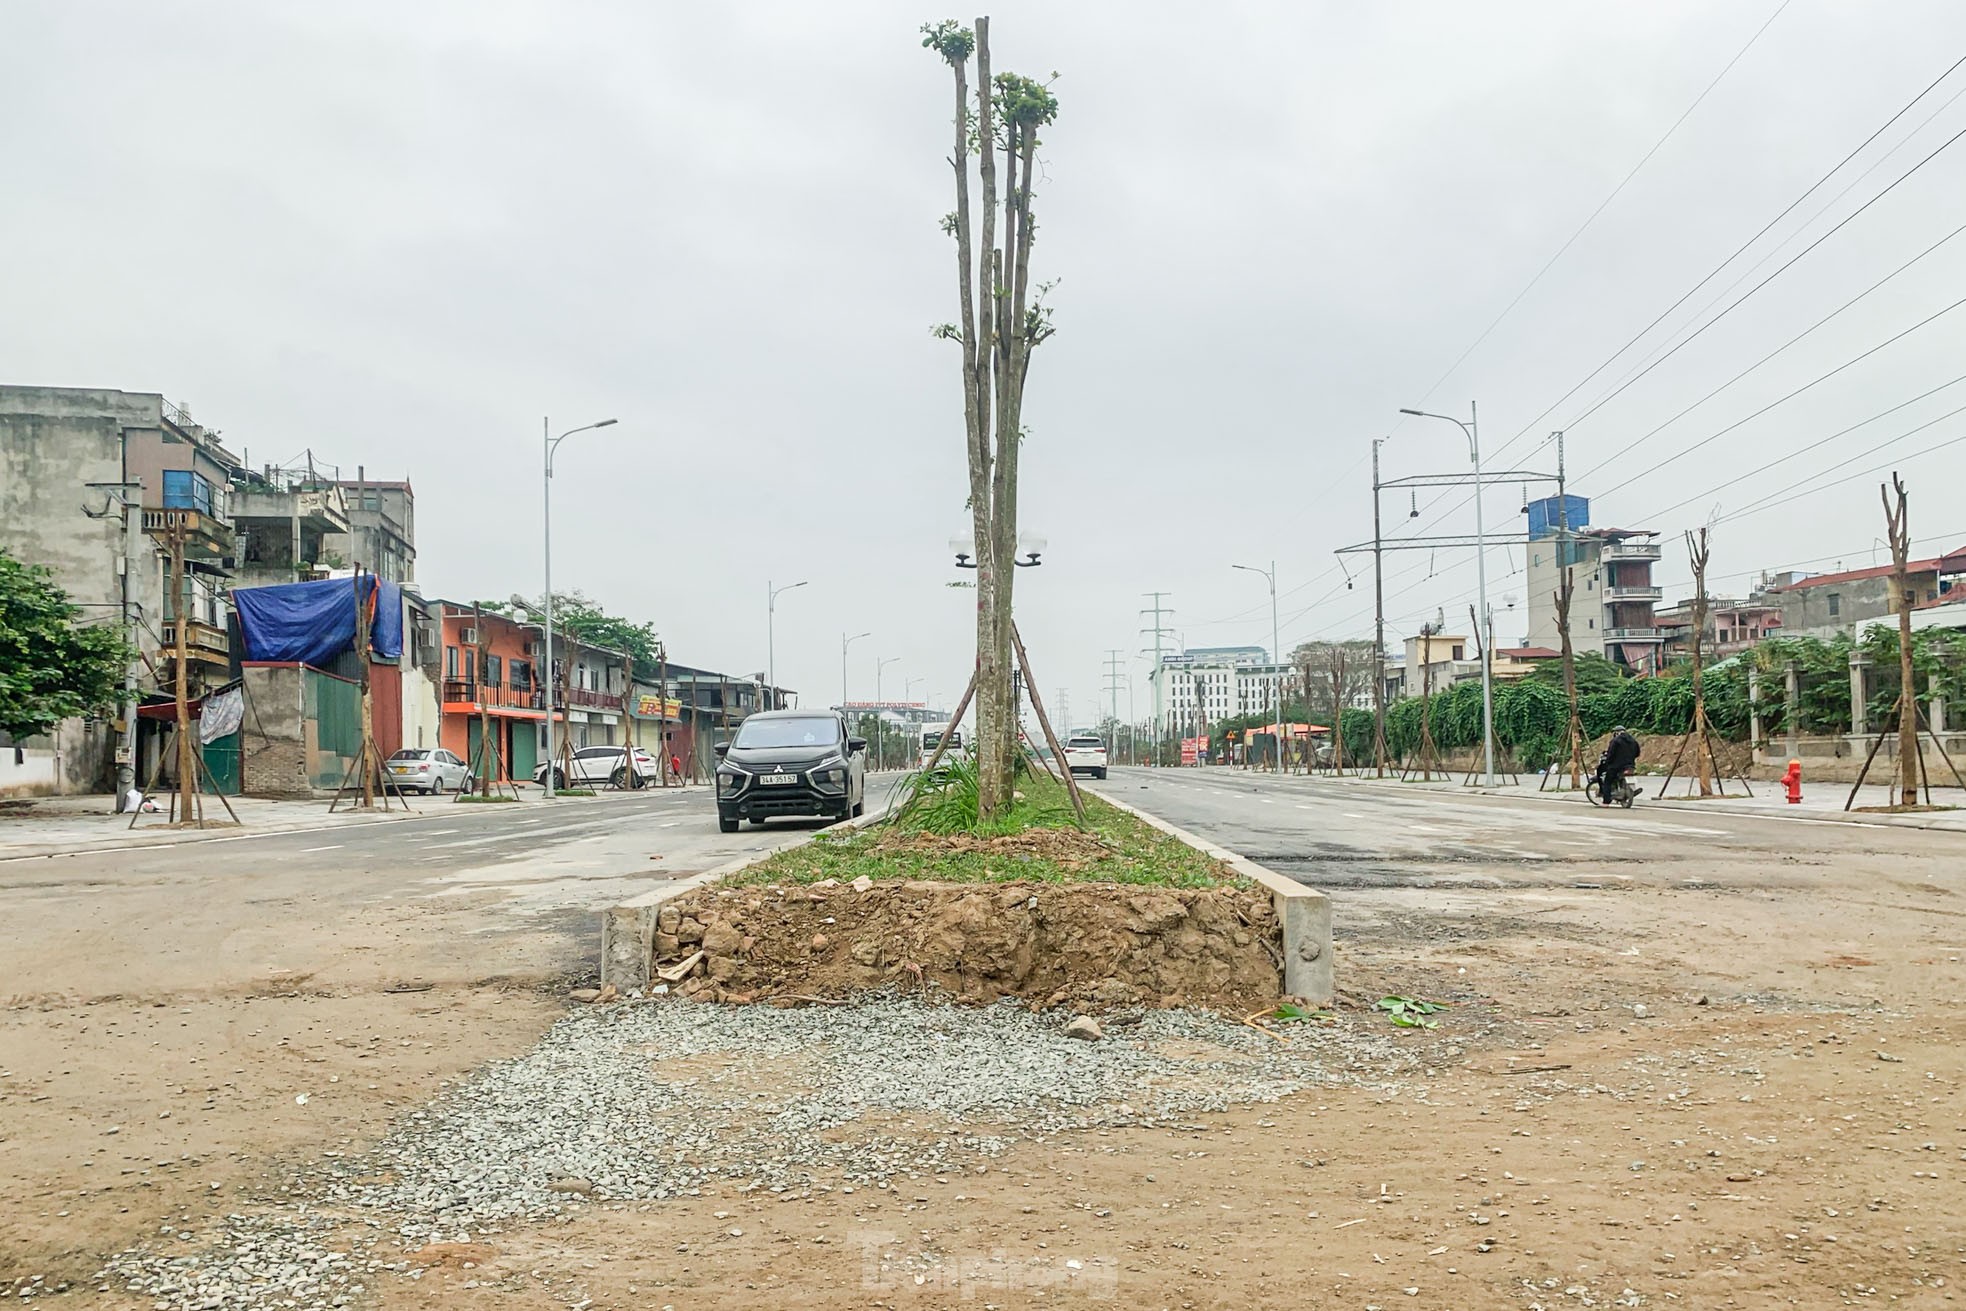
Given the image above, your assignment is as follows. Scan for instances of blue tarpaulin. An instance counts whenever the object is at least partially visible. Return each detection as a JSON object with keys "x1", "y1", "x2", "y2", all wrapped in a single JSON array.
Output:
[{"x1": 234, "y1": 576, "x2": 402, "y2": 666}]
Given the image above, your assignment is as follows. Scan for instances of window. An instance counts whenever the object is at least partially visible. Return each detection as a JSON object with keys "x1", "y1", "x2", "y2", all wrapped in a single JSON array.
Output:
[
  {"x1": 1451, "y1": 645, "x2": 1464, "y2": 661},
  {"x1": 484, "y1": 655, "x2": 502, "y2": 686},
  {"x1": 510, "y1": 660, "x2": 532, "y2": 690},
  {"x1": 445, "y1": 645, "x2": 459, "y2": 678},
  {"x1": 161, "y1": 469, "x2": 215, "y2": 515},
  {"x1": 1827, "y1": 593, "x2": 1841, "y2": 618}
]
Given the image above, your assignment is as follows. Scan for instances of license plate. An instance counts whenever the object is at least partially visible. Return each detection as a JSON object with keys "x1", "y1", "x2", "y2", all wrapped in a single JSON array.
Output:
[
  {"x1": 759, "y1": 773, "x2": 798, "y2": 786},
  {"x1": 390, "y1": 765, "x2": 409, "y2": 774}
]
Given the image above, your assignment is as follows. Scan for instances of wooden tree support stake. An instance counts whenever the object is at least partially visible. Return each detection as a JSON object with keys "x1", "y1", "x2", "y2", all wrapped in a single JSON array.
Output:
[{"x1": 1011, "y1": 622, "x2": 1086, "y2": 824}]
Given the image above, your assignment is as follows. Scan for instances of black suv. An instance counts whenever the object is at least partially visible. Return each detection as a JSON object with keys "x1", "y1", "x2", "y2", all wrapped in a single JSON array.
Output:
[{"x1": 715, "y1": 710, "x2": 867, "y2": 832}]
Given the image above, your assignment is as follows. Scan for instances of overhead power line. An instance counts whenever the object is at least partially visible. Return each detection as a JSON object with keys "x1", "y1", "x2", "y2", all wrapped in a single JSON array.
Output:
[
  {"x1": 1638, "y1": 373, "x2": 1966, "y2": 523},
  {"x1": 1483, "y1": 49, "x2": 1966, "y2": 469},
  {"x1": 1585, "y1": 292, "x2": 1966, "y2": 493},
  {"x1": 1401, "y1": 0, "x2": 1792, "y2": 415}
]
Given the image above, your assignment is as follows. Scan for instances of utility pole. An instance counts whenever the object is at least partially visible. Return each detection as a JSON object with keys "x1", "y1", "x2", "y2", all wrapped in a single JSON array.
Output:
[
  {"x1": 1141, "y1": 593, "x2": 1174, "y2": 767},
  {"x1": 1103, "y1": 649, "x2": 1126, "y2": 761},
  {"x1": 1370, "y1": 436, "x2": 1390, "y2": 777},
  {"x1": 85, "y1": 483, "x2": 146, "y2": 807},
  {"x1": 169, "y1": 520, "x2": 195, "y2": 822},
  {"x1": 1233, "y1": 563, "x2": 1279, "y2": 771},
  {"x1": 875, "y1": 655, "x2": 899, "y2": 771},
  {"x1": 1553, "y1": 432, "x2": 1586, "y2": 790},
  {"x1": 842, "y1": 630, "x2": 869, "y2": 732}
]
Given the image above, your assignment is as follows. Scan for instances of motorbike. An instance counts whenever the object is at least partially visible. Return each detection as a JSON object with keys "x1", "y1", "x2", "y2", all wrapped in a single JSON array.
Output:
[{"x1": 1586, "y1": 769, "x2": 1638, "y2": 808}]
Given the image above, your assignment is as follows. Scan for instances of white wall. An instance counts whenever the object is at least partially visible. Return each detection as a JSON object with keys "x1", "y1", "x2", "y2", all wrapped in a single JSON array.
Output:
[{"x1": 401, "y1": 665, "x2": 441, "y2": 751}]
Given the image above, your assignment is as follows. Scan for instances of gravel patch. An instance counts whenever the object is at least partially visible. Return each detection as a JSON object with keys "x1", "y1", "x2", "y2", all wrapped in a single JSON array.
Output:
[{"x1": 102, "y1": 994, "x2": 1451, "y2": 1308}]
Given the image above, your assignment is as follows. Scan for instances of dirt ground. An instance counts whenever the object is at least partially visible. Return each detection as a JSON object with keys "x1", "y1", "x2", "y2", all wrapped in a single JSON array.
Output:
[
  {"x1": 651, "y1": 878, "x2": 1283, "y2": 1013},
  {"x1": 6, "y1": 817, "x2": 1966, "y2": 1307}
]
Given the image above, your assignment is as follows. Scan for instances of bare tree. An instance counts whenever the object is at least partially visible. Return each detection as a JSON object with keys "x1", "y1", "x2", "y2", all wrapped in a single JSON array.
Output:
[
  {"x1": 1884, "y1": 474, "x2": 1917, "y2": 807},
  {"x1": 1294, "y1": 640, "x2": 1375, "y2": 771},
  {"x1": 924, "y1": 18, "x2": 1060, "y2": 819},
  {"x1": 1687, "y1": 527, "x2": 1714, "y2": 798}
]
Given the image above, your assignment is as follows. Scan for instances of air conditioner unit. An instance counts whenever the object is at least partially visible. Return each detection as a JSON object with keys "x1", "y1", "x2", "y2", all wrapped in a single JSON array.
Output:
[
  {"x1": 460, "y1": 627, "x2": 479, "y2": 645},
  {"x1": 523, "y1": 640, "x2": 539, "y2": 656}
]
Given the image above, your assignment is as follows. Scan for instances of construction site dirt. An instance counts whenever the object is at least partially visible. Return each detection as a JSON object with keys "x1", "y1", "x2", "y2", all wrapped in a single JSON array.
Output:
[{"x1": 4, "y1": 792, "x2": 1964, "y2": 1309}]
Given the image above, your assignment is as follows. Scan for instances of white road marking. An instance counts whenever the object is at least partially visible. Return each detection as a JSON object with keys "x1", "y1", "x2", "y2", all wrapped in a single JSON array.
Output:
[
  {"x1": 420, "y1": 829, "x2": 460, "y2": 837},
  {"x1": 299, "y1": 844, "x2": 343, "y2": 853}
]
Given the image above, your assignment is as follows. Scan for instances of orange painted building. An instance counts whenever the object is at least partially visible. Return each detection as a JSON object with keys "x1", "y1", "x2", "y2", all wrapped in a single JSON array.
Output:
[{"x1": 437, "y1": 603, "x2": 544, "y2": 783}]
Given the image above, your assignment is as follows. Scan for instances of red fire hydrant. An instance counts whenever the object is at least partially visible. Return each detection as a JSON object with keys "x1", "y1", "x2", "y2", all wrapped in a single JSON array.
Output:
[{"x1": 1783, "y1": 759, "x2": 1803, "y2": 805}]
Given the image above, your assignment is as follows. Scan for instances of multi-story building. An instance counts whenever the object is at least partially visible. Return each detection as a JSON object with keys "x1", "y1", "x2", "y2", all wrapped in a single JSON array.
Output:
[
  {"x1": 0, "y1": 386, "x2": 240, "y2": 794},
  {"x1": 1150, "y1": 646, "x2": 1293, "y2": 737},
  {"x1": 1522, "y1": 494, "x2": 1665, "y2": 674},
  {"x1": 1655, "y1": 596, "x2": 1785, "y2": 663},
  {"x1": 228, "y1": 470, "x2": 352, "y2": 590},
  {"x1": 1766, "y1": 550, "x2": 1966, "y2": 638},
  {"x1": 437, "y1": 604, "x2": 547, "y2": 782},
  {"x1": 328, "y1": 477, "x2": 416, "y2": 583}
]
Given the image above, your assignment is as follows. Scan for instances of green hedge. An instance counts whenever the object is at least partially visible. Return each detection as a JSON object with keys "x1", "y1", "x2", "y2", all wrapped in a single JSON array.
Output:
[{"x1": 1236, "y1": 628, "x2": 1966, "y2": 773}]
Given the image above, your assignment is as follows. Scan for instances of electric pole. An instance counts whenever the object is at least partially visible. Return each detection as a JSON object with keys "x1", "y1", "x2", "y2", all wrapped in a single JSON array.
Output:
[
  {"x1": 1141, "y1": 593, "x2": 1175, "y2": 767},
  {"x1": 1103, "y1": 649, "x2": 1126, "y2": 762}
]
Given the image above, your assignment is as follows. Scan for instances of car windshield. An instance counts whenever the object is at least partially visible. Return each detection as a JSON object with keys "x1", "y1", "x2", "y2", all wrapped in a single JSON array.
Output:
[
  {"x1": 389, "y1": 749, "x2": 430, "y2": 761},
  {"x1": 734, "y1": 716, "x2": 841, "y2": 750}
]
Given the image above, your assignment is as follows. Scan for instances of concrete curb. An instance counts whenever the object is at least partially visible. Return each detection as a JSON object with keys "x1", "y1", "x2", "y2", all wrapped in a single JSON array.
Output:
[
  {"x1": 598, "y1": 797, "x2": 898, "y2": 991},
  {"x1": 1080, "y1": 782, "x2": 1333, "y2": 1004}
]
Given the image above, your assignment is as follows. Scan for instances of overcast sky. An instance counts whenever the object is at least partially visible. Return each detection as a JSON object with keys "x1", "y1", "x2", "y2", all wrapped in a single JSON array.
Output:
[{"x1": 8, "y1": 1, "x2": 1966, "y2": 725}]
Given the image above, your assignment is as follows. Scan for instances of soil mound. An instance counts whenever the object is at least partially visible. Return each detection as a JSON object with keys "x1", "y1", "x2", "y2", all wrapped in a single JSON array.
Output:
[
  {"x1": 651, "y1": 878, "x2": 1283, "y2": 1015},
  {"x1": 1585, "y1": 730, "x2": 1751, "y2": 777}
]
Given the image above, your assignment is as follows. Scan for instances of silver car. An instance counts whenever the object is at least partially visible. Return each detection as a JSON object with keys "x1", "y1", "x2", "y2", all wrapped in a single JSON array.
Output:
[{"x1": 386, "y1": 747, "x2": 470, "y2": 794}]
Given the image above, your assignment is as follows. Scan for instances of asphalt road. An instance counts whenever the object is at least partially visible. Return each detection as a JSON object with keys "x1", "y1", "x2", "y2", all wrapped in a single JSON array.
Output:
[
  {"x1": 1098, "y1": 765, "x2": 1966, "y2": 893},
  {"x1": 2, "y1": 774, "x2": 913, "y2": 1002}
]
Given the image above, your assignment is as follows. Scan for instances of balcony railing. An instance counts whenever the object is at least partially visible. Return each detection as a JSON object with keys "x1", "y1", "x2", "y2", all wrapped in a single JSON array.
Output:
[
  {"x1": 159, "y1": 619, "x2": 230, "y2": 667},
  {"x1": 1601, "y1": 540, "x2": 1662, "y2": 562},
  {"x1": 1603, "y1": 626, "x2": 1665, "y2": 641},
  {"x1": 442, "y1": 680, "x2": 543, "y2": 710},
  {"x1": 565, "y1": 686, "x2": 625, "y2": 712},
  {"x1": 1604, "y1": 585, "x2": 1663, "y2": 602}
]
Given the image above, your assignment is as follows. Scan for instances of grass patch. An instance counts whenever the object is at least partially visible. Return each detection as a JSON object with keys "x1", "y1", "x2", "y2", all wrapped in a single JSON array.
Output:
[
  {"x1": 452, "y1": 793, "x2": 519, "y2": 804},
  {"x1": 732, "y1": 771, "x2": 1236, "y2": 889},
  {"x1": 551, "y1": 788, "x2": 597, "y2": 798}
]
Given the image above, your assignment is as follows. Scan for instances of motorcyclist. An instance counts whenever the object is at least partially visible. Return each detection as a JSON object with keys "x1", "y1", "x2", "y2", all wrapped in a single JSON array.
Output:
[{"x1": 1593, "y1": 727, "x2": 1642, "y2": 803}]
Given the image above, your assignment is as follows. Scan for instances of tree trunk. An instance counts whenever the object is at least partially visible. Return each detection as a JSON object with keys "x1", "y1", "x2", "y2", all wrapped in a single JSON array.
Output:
[
  {"x1": 1688, "y1": 529, "x2": 1713, "y2": 797},
  {"x1": 928, "y1": 18, "x2": 1057, "y2": 821},
  {"x1": 1887, "y1": 476, "x2": 1918, "y2": 807}
]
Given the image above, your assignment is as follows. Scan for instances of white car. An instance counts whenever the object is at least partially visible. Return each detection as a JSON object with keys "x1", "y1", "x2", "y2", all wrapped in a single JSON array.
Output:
[
  {"x1": 534, "y1": 745, "x2": 661, "y2": 789},
  {"x1": 1063, "y1": 734, "x2": 1108, "y2": 780},
  {"x1": 386, "y1": 747, "x2": 471, "y2": 794}
]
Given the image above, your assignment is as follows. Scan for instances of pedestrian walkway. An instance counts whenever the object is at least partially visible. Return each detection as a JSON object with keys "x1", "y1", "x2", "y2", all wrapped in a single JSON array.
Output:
[
  {"x1": 1282, "y1": 765, "x2": 1966, "y2": 832},
  {"x1": 0, "y1": 782, "x2": 710, "y2": 860}
]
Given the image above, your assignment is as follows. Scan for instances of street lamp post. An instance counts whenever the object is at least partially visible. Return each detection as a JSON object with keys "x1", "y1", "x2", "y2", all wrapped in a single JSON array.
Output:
[
  {"x1": 1400, "y1": 403, "x2": 1495, "y2": 787},
  {"x1": 841, "y1": 631, "x2": 870, "y2": 735},
  {"x1": 542, "y1": 416, "x2": 618, "y2": 798},
  {"x1": 875, "y1": 655, "x2": 900, "y2": 771},
  {"x1": 767, "y1": 579, "x2": 807, "y2": 709},
  {"x1": 1233, "y1": 562, "x2": 1280, "y2": 772}
]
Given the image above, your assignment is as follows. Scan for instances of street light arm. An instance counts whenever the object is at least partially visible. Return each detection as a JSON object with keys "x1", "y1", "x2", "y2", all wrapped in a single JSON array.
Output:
[
  {"x1": 545, "y1": 418, "x2": 619, "y2": 476},
  {"x1": 1398, "y1": 407, "x2": 1476, "y2": 458}
]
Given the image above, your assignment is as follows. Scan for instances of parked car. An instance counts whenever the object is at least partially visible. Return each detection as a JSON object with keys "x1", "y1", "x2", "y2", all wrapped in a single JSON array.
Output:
[
  {"x1": 533, "y1": 745, "x2": 660, "y2": 789},
  {"x1": 1063, "y1": 734, "x2": 1109, "y2": 780},
  {"x1": 386, "y1": 747, "x2": 470, "y2": 795},
  {"x1": 715, "y1": 710, "x2": 867, "y2": 832}
]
